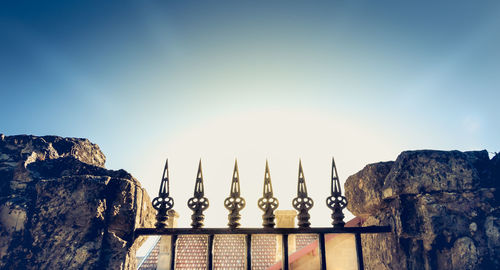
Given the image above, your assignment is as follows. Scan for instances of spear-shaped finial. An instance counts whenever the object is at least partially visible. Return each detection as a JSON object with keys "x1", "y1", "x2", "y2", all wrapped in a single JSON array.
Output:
[
  {"x1": 263, "y1": 160, "x2": 273, "y2": 196},
  {"x1": 298, "y1": 159, "x2": 307, "y2": 195},
  {"x1": 152, "y1": 159, "x2": 174, "y2": 229},
  {"x1": 258, "y1": 160, "x2": 279, "y2": 228},
  {"x1": 159, "y1": 159, "x2": 170, "y2": 196},
  {"x1": 194, "y1": 159, "x2": 204, "y2": 196},
  {"x1": 293, "y1": 159, "x2": 314, "y2": 228},
  {"x1": 326, "y1": 157, "x2": 347, "y2": 228},
  {"x1": 331, "y1": 157, "x2": 342, "y2": 195},
  {"x1": 231, "y1": 159, "x2": 240, "y2": 196},
  {"x1": 187, "y1": 159, "x2": 209, "y2": 228},
  {"x1": 224, "y1": 159, "x2": 246, "y2": 229}
]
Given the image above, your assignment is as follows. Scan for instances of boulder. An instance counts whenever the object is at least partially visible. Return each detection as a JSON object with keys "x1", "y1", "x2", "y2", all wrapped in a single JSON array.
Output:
[
  {"x1": 345, "y1": 150, "x2": 500, "y2": 270},
  {"x1": 345, "y1": 161, "x2": 393, "y2": 216},
  {"x1": 0, "y1": 134, "x2": 156, "y2": 270}
]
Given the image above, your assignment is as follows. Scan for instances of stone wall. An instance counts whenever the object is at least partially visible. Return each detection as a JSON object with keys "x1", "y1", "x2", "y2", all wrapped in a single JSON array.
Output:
[
  {"x1": 345, "y1": 150, "x2": 500, "y2": 270},
  {"x1": 0, "y1": 134, "x2": 156, "y2": 270}
]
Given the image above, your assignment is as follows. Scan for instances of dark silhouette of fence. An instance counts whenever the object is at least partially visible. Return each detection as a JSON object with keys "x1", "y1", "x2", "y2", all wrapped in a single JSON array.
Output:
[{"x1": 135, "y1": 158, "x2": 390, "y2": 270}]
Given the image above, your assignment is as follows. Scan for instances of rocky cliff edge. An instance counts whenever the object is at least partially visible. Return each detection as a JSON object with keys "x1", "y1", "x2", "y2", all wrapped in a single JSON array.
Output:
[
  {"x1": 345, "y1": 150, "x2": 500, "y2": 270},
  {"x1": 0, "y1": 134, "x2": 156, "y2": 270}
]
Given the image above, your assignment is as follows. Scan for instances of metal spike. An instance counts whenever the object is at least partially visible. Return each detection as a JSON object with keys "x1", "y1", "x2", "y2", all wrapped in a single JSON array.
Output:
[
  {"x1": 159, "y1": 159, "x2": 169, "y2": 196},
  {"x1": 258, "y1": 160, "x2": 279, "y2": 228},
  {"x1": 331, "y1": 157, "x2": 342, "y2": 195},
  {"x1": 293, "y1": 159, "x2": 314, "y2": 228},
  {"x1": 326, "y1": 157, "x2": 347, "y2": 228},
  {"x1": 152, "y1": 159, "x2": 174, "y2": 229},
  {"x1": 231, "y1": 159, "x2": 240, "y2": 196},
  {"x1": 188, "y1": 160, "x2": 209, "y2": 228},
  {"x1": 263, "y1": 160, "x2": 273, "y2": 196},
  {"x1": 224, "y1": 159, "x2": 246, "y2": 229},
  {"x1": 194, "y1": 159, "x2": 204, "y2": 196},
  {"x1": 298, "y1": 159, "x2": 307, "y2": 195}
]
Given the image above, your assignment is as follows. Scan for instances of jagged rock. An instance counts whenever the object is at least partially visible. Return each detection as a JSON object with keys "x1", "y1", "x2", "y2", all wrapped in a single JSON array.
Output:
[
  {"x1": 0, "y1": 134, "x2": 156, "y2": 270},
  {"x1": 345, "y1": 150, "x2": 500, "y2": 270},
  {"x1": 382, "y1": 150, "x2": 489, "y2": 199},
  {"x1": 345, "y1": 161, "x2": 393, "y2": 216}
]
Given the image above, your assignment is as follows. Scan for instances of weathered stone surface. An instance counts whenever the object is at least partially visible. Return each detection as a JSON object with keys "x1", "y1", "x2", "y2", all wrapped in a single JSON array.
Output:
[
  {"x1": 382, "y1": 150, "x2": 489, "y2": 199},
  {"x1": 345, "y1": 161, "x2": 393, "y2": 217},
  {"x1": 0, "y1": 134, "x2": 155, "y2": 270},
  {"x1": 345, "y1": 150, "x2": 500, "y2": 270}
]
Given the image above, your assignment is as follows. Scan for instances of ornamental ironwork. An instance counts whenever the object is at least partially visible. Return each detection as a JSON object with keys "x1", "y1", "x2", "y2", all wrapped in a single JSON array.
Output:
[
  {"x1": 136, "y1": 156, "x2": 391, "y2": 270},
  {"x1": 187, "y1": 160, "x2": 209, "y2": 229},
  {"x1": 292, "y1": 160, "x2": 314, "y2": 228},
  {"x1": 257, "y1": 160, "x2": 279, "y2": 228},
  {"x1": 224, "y1": 160, "x2": 246, "y2": 229},
  {"x1": 326, "y1": 157, "x2": 348, "y2": 228},
  {"x1": 151, "y1": 159, "x2": 174, "y2": 229}
]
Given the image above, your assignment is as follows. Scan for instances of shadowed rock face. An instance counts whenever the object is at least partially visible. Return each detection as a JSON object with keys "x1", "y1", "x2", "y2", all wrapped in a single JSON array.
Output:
[
  {"x1": 0, "y1": 134, "x2": 155, "y2": 270},
  {"x1": 345, "y1": 150, "x2": 500, "y2": 270}
]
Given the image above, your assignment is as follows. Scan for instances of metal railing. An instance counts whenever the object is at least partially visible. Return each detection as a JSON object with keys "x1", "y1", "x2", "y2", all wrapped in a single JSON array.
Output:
[{"x1": 134, "y1": 158, "x2": 391, "y2": 270}]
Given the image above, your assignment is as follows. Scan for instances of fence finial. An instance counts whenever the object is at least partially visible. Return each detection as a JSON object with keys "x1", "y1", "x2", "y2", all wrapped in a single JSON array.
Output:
[
  {"x1": 188, "y1": 159, "x2": 209, "y2": 228},
  {"x1": 152, "y1": 159, "x2": 174, "y2": 229},
  {"x1": 326, "y1": 157, "x2": 347, "y2": 228},
  {"x1": 224, "y1": 159, "x2": 246, "y2": 229},
  {"x1": 258, "y1": 160, "x2": 279, "y2": 228},
  {"x1": 293, "y1": 159, "x2": 314, "y2": 228}
]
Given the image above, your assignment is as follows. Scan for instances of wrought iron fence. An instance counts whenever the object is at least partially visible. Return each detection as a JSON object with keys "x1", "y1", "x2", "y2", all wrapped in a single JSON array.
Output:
[{"x1": 134, "y1": 158, "x2": 391, "y2": 270}]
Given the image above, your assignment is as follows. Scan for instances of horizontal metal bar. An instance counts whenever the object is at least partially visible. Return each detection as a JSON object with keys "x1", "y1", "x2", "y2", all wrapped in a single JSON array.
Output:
[{"x1": 134, "y1": 225, "x2": 391, "y2": 236}]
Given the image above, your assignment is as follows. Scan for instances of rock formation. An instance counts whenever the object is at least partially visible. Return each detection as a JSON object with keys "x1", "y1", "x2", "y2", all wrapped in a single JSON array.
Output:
[
  {"x1": 345, "y1": 150, "x2": 500, "y2": 270},
  {"x1": 0, "y1": 134, "x2": 156, "y2": 270}
]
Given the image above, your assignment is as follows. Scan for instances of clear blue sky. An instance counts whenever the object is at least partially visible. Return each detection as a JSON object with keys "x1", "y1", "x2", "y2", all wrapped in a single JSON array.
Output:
[{"x1": 1, "y1": 1, "x2": 499, "y2": 227}]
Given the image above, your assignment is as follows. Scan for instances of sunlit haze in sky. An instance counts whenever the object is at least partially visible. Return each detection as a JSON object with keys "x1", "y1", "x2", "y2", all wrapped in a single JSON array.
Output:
[{"x1": 1, "y1": 1, "x2": 500, "y2": 228}]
